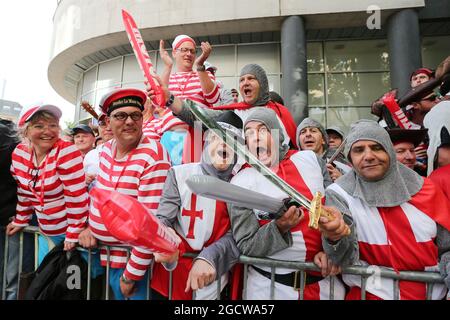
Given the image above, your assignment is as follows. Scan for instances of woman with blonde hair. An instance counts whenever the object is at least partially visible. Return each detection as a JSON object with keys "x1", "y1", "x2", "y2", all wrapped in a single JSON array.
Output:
[{"x1": 7, "y1": 105, "x2": 89, "y2": 263}]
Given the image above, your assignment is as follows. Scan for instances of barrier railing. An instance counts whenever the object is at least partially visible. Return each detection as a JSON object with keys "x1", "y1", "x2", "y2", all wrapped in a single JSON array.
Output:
[
  {"x1": 238, "y1": 255, "x2": 445, "y2": 300},
  {"x1": 1, "y1": 227, "x2": 446, "y2": 300}
]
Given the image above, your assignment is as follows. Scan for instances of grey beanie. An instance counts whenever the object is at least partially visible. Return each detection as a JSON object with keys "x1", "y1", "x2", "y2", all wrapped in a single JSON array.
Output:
[
  {"x1": 240, "y1": 64, "x2": 270, "y2": 106},
  {"x1": 244, "y1": 107, "x2": 289, "y2": 163},
  {"x1": 326, "y1": 126, "x2": 345, "y2": 139},
  {"x1": 296, "y1": 117, "x2": 328, "y2": 150}
]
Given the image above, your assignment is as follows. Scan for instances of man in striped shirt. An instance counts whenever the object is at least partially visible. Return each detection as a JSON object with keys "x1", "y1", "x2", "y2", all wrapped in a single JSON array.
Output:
[
  {"x1": 79, "y1": 88, "x2": 171, "y2": 300},
  {"x1": 159, "y1": 34, "x2": 221, "y2": 163}
]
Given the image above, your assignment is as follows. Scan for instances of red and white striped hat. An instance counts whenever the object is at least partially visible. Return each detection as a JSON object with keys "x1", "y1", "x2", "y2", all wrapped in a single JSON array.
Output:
[
  {"x1": 18, "y1": 104, "x2": 62, "y2": 127},
  {"x1": 172, "y1": 34, "x2": 196, "y2": 50}
]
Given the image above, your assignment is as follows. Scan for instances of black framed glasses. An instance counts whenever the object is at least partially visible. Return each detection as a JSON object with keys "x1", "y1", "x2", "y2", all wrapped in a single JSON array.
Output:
[{"x1": 111, "y1": 111, "x2": 143, "y2": 122}]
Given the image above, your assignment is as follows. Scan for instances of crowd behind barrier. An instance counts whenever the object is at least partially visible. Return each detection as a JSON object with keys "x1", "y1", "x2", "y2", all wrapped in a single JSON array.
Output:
[{"x1": 1, "y1": 227, "x2": 445, "y2": 300}]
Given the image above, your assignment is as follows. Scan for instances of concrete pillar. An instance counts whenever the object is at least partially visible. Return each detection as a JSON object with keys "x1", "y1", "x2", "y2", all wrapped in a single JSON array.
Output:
[
  {"x1": 387, "y1": 9, "x2": 422, "y2": 96},
  {"x1": 281, "y1": 15, "x2": 308, "y2": 125}
]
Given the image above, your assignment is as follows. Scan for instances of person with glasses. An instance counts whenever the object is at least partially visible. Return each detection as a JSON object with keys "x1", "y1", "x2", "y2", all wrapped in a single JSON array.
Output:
[
  {"x1": 7, "y1": 104, "x2": 89, "y2": 262},
  {"x1": 78, "y1": 88, "x2": 172, "y2": 300},
  {"x1": 158, "y1": 34, "x2": 221, "y2": 163},
  {"x1": 83, "y1": 113, "x2": 114, "y2": 188}
]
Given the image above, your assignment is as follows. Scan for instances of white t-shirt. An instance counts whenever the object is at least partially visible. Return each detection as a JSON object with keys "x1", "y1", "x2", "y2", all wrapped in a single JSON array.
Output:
[{"x1": 83, "y1": 145, "x2": 103, "y2": 176}]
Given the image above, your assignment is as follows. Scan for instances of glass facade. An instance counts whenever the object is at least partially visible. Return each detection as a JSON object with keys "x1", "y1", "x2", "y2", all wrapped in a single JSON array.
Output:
[{"x1": 76, "y1": 35, "x2": 449, "y2": 132}]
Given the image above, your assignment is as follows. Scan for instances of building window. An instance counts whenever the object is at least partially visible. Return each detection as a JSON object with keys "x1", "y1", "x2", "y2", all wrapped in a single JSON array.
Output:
[
  {"x1": 422, "y1": 35, "x2": 450, "y2": 70},
  {"x1": 76, "y1": 39, "x2": 391, "y2": 132},
  {"x1": 308, "y1": 39, "x2": 390, "y2": 132}
]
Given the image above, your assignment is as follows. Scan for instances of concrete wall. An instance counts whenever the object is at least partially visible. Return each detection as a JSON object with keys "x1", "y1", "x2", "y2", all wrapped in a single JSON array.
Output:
[{"x1": 48, "y1": 0, "x2": 424, "y2": 103}]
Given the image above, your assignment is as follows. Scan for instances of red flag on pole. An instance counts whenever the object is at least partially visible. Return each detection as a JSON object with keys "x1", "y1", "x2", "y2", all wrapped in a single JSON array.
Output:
[
  {"x1": 90, "y1": 187, "x2": 180, "y2": 254},
  {"x1": 382, "y1": 91, "x2": 412, "y2": 129},
  {"x1": 122, "y1": 9, "x2": 166, "y2": 107}
]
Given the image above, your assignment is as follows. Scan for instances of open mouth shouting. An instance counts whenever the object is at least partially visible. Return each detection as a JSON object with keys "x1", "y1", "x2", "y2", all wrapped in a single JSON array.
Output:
[
  {"x1": 256, "y1": 146, "x2": 271, "y2": 164},
  {"x1": 302, "y1": 139, "x2": 317, "y2": 149}
]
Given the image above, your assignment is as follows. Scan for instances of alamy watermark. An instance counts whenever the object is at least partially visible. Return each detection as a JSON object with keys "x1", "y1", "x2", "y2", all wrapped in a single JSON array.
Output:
[
  {"x1": 366, "y1": 5, "x2": 381, "y2": 30},
  {"x1": 66, "y1": 265, "x2": 81, "y2": 290}
]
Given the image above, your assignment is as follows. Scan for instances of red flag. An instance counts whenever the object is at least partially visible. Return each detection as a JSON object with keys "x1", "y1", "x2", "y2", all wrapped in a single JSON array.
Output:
[
  {"x1": 382, "y1": 92, "x2": 412, "y2": 129},
  {"x1": 122, "y1": 9, "x2": 166, "y2": 107},
  {"x1": 90, "y1": 187, "x2": 179, "y2": 254}
]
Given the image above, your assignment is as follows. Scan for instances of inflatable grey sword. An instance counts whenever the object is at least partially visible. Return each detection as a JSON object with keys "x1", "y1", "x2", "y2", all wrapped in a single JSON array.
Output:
[
  {"x1": 187, "y1": 102, "x2": 349, "y2": 233},
  {"x1": 186, "y1": 175, "x2": 288, "y2": 217}
]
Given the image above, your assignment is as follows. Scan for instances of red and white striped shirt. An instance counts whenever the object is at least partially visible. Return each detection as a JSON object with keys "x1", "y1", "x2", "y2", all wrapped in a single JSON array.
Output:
[
  {"x1": 168, "y1": 71, "x2": 220, "y2": 108},
  {"x1": 89, "y1": 135, "x2": 171, "y2": 281},
  {"x1": 142, "y1": 109, "x2": 188, "y2": 140},
  {"x1": 10, "y1": 139, "x2": 89, "y2": 242}
]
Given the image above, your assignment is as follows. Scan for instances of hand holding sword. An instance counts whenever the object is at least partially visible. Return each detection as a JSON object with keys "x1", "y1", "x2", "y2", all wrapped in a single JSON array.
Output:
[
  {"x1": 186, "y1": 174, "x2": 350, "y2": 239},
  {"x1": 324, "y1": 137, "x2": 348, "y2": 182},
  {"x1": 183, "y1": 102, "x2": 351, "y2": 238}
]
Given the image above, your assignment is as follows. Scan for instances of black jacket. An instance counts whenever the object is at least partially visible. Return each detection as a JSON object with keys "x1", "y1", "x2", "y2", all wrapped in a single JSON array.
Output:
[
  {"x1": 25, "y1": 243, "x2": 88, "y2": 300},
  {"x1": 0, "y1": 119, "x2": 20, "y2": 226}
]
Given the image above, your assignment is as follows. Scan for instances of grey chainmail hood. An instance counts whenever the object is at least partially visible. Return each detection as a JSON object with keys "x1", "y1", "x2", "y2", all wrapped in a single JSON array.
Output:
[
  {"x1": 244, "y1": 107, "x2": 289, "y2": 164},
  {"x1": 296, "y1": 117, "x2": 329, "y2": 154},
  {"x1": 240, "y1": 64, "x2": 270, "y2": 106},
  {"x1": 423, "y1": 100, "x2": 450, "y2": 175},
  {"x1": 337, "y1": 119, "x2": 423, "y2": 207},
  {"x1": 200, "y1": 111, "x2": 243, "y2": 182}
]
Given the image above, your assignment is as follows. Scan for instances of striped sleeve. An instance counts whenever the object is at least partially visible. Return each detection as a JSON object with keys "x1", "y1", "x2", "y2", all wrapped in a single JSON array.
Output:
[
  {"x1": 124, "y1": 141, "x2": 171, "y2": 280},
  {"x1": 137, "y1": 146, "x2": 171, "y2": 211},
  {"x1": 10, "y1": 151, "x2": 33, "y2": 227},
  {"x1": 203, "y1": 72, "x2": 220, "y2": 105},
  {"x1": 56, "y1": 143, "x2": 89, "y2": 242},
  {"x1": 123, "y1": 246, "x2": 153, "y2": 281},
  {"x1": 12, "y1": 194, "x2": 33, "y2": 227}
]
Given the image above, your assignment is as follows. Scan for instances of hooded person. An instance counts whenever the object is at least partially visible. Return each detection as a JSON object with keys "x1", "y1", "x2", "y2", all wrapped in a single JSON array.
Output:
[
  {"x1": 297, "y1": 118, "x2": 351, "y2": 181},
  {"x1": 423, "y1": 100, "x2": 450, "y2": 175},
  {"x1": 325, "y1": 120, "x2": 450, "y2": 300},
  {"x1": 425, "y1": 103, "x2": 450, "y2": 201},
  {"x1": 227, "y1": 107, "x2": 353, "y2": 300},
  {"x1": 326, "y1": 126, "x2": 345, "y2": 149},
  {"x1": 150, "y1": 111, "x2": 242, "y2": 300},
  {"x1": 158, "y1": 63, "x2": 299, "y2": 150}
]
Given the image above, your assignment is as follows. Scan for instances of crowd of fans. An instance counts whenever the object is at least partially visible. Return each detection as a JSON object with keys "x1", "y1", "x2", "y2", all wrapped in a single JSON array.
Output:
[{"x1": 1, "y1": 34, "x2": 450, "y2": 301}]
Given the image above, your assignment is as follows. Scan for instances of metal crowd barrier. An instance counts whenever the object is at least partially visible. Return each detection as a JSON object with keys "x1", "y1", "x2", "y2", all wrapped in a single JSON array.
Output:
[
  {"x1": 238, "y1": 255, "x2": 445, "y2": 300},
  {"x1": 1, "y1": 227, "x2": 446, "y2": 300}
]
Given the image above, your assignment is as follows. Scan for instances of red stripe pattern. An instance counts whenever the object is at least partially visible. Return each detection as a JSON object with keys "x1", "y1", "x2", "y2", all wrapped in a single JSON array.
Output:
[
  {"x1": 89, "y1": 135, "x2": 171, "y2": 280},
  {"x1": 168, "y1": 71, "x2": 220, "y2": 109},
  {"x1": 142, "y1": 109, "x2": 188, "y2": 140},
  {"x1": 10, "y1": 140, "x2": 89, "y2": 242}
]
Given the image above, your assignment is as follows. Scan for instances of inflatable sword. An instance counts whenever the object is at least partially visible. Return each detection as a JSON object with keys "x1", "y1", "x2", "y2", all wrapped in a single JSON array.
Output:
[
  {"x1": 186, "y1": 175, "x2": 288, "y2": 217},
  {"x1": 187, "y1": 102, "x2": 349, "y2": 233},
  {"x1": 122, "y1": 9, "x2": 166, "y2": 107}
]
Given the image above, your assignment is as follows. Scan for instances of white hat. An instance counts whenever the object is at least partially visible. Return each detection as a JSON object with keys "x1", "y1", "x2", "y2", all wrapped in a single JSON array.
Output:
[
  {"x1": 172, "y1": 34, "x2": 196, "y2": 50},
  {"x1": 18, "y1": 104, "x2": 62, "y2": 127}
]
